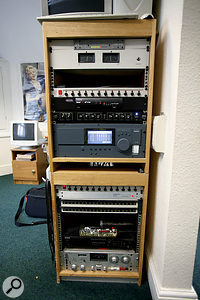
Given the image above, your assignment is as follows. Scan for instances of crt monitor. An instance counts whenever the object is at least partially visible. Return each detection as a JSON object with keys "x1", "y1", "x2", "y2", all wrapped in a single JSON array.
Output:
[
  {"x1": 41, "y1": 0, "x2": 112, "y2": 16},
  {"x1": 11, "y1": 121, "x2": 41, "y2": 148}
]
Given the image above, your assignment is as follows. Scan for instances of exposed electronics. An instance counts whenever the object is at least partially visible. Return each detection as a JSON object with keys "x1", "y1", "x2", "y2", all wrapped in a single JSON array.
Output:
[
  {"x1": 40, "y1": 0, "x2": 152, "y2": 19},
  {"x1": 53, "y1": 123, "x2": 146, "y2": 158},
  {"x1": 61, "y1": 248, "x2": 138, "y2": 272},
  {"x1": 10, "y1": 121, "x2": 42, "y2": 148},
  {"x1": 79, "y1": 225, "x2": 117, "y2": 238}
]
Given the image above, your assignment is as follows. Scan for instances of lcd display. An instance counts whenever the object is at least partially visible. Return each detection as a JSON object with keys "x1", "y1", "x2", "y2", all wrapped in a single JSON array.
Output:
[
  {"x1": 90, "y1": 253, "x2": 108, "y2": 261},
  {"x1": 87, "y1": 130, "x2": 113, "y2": 144},
  {"x1": 13, "y1": 123, "x2": 34, "y2": 140}
]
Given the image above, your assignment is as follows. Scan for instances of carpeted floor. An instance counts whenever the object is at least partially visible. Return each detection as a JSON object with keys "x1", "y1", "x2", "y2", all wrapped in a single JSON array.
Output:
[
  {"x1": 0, "y1": 174, "x2": 199, "y2": 300},
  {"x1": 0, "y1": 174, "x2": 153, "y2": 300}
]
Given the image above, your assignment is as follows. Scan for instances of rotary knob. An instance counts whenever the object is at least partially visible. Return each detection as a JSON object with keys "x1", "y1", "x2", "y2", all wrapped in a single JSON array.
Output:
[
  {"x1": 117, "y1": 138, "x2": 130, "y2": 152},
  {"x1": 121, "y1": 256, "x2": 130, "y2": 264},
  {"x1": 91, "y1": 265, "x2": 95, "y2": 271},
  {"x1": 80, "y1": 264, "x2": 85, "y2": 271},
  {"x1": 71, "y1": 264, "x2": 77, "y2": 271},
  {"x1": 110, "y1": 256, "x2": 119, "y2": 264}
]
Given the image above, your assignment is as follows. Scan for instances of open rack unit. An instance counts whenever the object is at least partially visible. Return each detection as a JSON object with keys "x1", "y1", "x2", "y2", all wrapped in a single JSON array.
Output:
[{"x1": 41, "y1": 19, "x2": 156, "y2": 285}]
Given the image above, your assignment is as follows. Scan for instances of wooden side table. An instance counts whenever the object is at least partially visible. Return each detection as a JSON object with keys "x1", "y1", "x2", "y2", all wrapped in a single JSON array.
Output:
[{"x1": 11, "y1": 146, "x2": 47, "y2": 185}]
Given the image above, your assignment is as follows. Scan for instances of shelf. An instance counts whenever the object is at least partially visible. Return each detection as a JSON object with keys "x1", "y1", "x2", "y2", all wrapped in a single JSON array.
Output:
[
  {"x1": 42, "y1": 19, "x2": 155, "y2": 39},
  {"x1": 52, "y1": 157, "x2": 147, "y2": 164},
  {"x1": 59, "y1": 269, "x2": 139, "y2": 279},
  {"x1": 52, "y1": 168, "x2": 147, "y2": 186}
]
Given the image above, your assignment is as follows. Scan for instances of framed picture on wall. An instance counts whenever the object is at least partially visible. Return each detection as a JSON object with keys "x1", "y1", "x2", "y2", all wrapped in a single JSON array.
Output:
[{"x1": 21, "y1": 63, "x2": 46, "y2": 121}]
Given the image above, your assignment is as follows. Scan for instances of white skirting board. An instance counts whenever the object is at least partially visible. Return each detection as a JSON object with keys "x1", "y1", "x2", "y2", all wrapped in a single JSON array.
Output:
[
  {"x1": 0, "y1": 164, "x2": 12, "y2": 176},
  {"x1": 145, "y1": 248, "x2": 198, "y2": 300}
]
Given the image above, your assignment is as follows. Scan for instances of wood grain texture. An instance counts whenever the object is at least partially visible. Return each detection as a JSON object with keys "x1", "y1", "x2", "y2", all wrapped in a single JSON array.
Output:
[
  {"x1": 52, "y1": 169, "x2": 147, "y2": 186},
  {"x1": 11, "y1": 146, "x2": 47, "y2": 185},
  {"x1": 52, "y1": 157, "x2": 146, "y2": 164},
  {"x1": 42, "y1": 19, "x2": 155, "y2": 39},
  {"x1": 59, "y1": 269, "x2": 139, "y2": 279}
]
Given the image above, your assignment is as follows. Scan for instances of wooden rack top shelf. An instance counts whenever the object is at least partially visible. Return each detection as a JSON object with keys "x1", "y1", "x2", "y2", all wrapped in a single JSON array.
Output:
[
  {"x1": 42, "y1": 19, "x2": 156, "y2": 39},
  {"x1": 52, "y1": 167, "x2": 147, "y2": 186}
]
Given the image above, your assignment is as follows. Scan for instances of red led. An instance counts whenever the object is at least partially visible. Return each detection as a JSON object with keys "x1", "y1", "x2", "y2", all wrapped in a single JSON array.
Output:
[
  {"x1": 98, "y1": 248, "x2": 108, "y2": 250},
  {"x1": 58, "y1": 90, "x2": 62, "y2": 95},
  {"x1": 63, "y1": 185, "x2": 66, "y2": 189}
]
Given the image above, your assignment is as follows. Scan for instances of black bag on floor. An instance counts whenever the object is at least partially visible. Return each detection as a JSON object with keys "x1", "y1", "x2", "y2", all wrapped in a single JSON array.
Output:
[
  {"x1": 15, "y1": 187, "x2": 47, "y2": 227},
  {"x1": 15, "y1": 181, "x2": 55, "y2": 261}
]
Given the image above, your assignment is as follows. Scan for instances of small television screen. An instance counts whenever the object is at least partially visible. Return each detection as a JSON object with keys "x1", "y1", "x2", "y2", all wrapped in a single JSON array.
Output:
[
  {"x1": 11, "y1": 121, "x2": 40, "y2": 147},
  {"x1": 13, "y1": 123, "x2": 35, "y2": 141},
  {"x1": 48, "y1": 0, "x2": 105, "y2": 15},
  {"x1": 41, "y1": 0, "x2": 112, "y2": 16}
]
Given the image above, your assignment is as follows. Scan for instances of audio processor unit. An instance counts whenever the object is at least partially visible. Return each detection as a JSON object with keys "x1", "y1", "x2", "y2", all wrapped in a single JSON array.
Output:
[
  {"x1": 51, "y1": 96, "x2": 147, "y2": 124},
  {"x1": 53, "y1": 123, "x2": 146, "y2": 158},
  {"x1": 61, "y1": 248, "x2": 138, "y2": 273}
]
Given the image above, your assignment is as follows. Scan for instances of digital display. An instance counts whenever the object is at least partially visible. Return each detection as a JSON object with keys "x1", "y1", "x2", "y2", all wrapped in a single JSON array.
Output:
[
  {"x1": 13, "y1": 123, "x2": 34, "y2": 140},
  {"x1": 87, "y1": 130, "x2": 113, "y2": 144},
  {"x1": 90, "y1": 253, "x2": 108, "y2": 261}
]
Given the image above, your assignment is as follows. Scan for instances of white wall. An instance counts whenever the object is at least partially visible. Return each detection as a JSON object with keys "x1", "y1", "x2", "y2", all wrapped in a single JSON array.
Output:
[
  {"x1": 146, "y1": 0, "x2": 200, "y2": 299},
  {"x1": 0, "y1": 0, "x2": 45, "y2": 175}
]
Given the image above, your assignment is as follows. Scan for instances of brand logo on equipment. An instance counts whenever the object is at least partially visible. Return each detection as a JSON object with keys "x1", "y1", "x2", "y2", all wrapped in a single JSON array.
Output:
[{"x1": 2, "y1": 277, "x2": 24, "y2": 298}]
